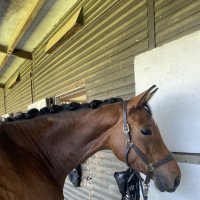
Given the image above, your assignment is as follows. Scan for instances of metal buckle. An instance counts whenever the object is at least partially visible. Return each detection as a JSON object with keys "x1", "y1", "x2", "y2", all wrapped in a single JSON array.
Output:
[
  {"x1": 146, "y1": 163, "x2": 155, "y2": 172},
  {"x1": 123, "y1": 123, "x2": 130, "y2": 133},
  {"x1": 143, "y1": 183, "x2": 150, "y2": 196},
  {"x1": 126, "y1": 140, "x2": 133, "y2": 148}
]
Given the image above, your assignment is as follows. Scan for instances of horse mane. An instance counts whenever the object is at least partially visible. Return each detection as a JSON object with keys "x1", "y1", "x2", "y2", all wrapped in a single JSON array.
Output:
[{"x1": 4, "y1": 98, "x2": 123, "y2": 122}]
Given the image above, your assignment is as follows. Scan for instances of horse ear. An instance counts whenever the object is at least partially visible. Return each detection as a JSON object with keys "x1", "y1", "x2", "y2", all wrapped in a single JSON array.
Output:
[{"x1": 128, "y1": 85, "x2": 158, "y2": 109}]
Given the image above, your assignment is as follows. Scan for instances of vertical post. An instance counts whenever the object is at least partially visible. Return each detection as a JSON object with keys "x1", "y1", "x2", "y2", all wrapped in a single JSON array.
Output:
[
  {"x1": 147, "y1": 0, "x2": 156, "y2": 49},
  {"x1": 30, "y1": 53, "x2": 36, "y2": 103},
  {"x1": 30, "y1": 72, "x2": 34, "y2": 103},
  {"x1": 3, "y1": 88, "x2": 6, "y2": 114}
]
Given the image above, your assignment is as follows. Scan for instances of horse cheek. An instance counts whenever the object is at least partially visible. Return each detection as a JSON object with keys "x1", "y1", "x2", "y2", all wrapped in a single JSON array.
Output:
[{"x1": 110, "y1": 131, "x2": 126, "y2": 162}]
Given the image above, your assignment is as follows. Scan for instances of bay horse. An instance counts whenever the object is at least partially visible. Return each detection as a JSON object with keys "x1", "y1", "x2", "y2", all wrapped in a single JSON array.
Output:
[{"x1": 0, "y1": 85, "x2": 181, "y2": 199}]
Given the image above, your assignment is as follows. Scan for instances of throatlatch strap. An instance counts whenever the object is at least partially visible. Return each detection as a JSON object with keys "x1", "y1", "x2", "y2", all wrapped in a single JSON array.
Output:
[{"x1": 130, "y1": 144, "x2": 149, "y2": 166}]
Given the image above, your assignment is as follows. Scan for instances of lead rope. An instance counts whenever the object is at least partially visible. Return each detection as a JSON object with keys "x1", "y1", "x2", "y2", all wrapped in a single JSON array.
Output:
[{"x1": 122, "y1": 101, "x2": 174, "y2": 200}]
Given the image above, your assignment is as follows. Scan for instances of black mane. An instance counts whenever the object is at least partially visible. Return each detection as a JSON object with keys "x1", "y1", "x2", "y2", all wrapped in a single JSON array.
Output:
[{"x1": 4, "y1": 98, "x2": 123, "y2": 122}]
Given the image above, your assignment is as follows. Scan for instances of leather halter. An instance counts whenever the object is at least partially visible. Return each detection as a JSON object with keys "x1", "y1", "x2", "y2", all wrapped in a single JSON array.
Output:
[{"x1": 122, "y1": 101, "x2": 174, "y2": 199}]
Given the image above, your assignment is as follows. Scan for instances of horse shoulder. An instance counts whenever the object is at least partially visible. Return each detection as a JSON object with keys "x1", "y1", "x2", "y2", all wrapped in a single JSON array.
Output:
[
  {"x1": 0, "y1": 169, "x2": 24, "y2": 200},
  {"x1": 0, "y1": 186, "x2": 17, "y2": 200},
  {"x1": 0, "y1": 163, "x2": 63, "y2": 200}
]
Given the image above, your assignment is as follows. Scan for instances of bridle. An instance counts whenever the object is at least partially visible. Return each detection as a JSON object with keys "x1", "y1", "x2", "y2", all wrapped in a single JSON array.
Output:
[{"x1": 122, "y1": 101, "x2": 174, "y2": 199}]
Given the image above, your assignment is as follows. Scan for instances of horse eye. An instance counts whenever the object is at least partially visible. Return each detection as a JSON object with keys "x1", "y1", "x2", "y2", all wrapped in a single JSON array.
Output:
[{"x1": 141, "y1": 128, "x2": 152, "y2": 136}]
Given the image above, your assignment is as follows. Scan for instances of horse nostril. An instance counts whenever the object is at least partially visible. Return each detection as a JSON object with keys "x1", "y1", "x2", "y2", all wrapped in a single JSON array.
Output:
[{"x1": 174, "y1": 176, "x2": 181, "y2": 188}]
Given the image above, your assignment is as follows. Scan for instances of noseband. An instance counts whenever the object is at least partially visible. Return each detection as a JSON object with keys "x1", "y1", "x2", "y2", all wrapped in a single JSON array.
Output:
[{"x1": 122, "y1": 101, "x2": 174, "y2": 199}]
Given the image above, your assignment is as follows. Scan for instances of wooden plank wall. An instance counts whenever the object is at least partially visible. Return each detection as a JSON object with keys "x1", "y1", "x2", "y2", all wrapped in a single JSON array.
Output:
[
  {"x1": 85, "y1": 0, "x2": 148, "y2": 99},
  {"x1": 64, "y1": 160, "x2": 92, "y2": 200},
  {"x1": 89, "y1": 151, "x2": 126, "y2": 200},
  {"x1": 33, "y1": 0, "x2": 118, "y2": 100},
  {"x1": 5, "y1": 60, "x2": 32, "y2": 113},
  {"x1": 0, "y1": 89, "x2": 5, "y2": 115},
  {"x1": 155, "y1": 0, "x2": 200, "y2": 45}
]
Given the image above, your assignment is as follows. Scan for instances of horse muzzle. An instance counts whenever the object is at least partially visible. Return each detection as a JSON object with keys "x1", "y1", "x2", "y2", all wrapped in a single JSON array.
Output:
[{"x1": 153, "y1": 174, "x2": 181, "y2": 192}]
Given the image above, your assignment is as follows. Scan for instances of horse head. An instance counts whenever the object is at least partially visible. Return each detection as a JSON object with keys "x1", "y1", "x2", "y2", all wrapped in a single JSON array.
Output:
[{"x1": 108, "y1": 85, "x2": 181, "y2": 193}]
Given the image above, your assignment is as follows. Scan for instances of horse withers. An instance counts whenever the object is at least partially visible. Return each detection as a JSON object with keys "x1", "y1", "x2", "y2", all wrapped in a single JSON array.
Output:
[{"x1": 0, "y1": 85, "x2": 181, "y2": 199}]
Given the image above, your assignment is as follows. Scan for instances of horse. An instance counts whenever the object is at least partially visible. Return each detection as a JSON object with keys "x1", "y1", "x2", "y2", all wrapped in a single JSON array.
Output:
[{"x1": 0, "y1": 85, "x2": 181, "y2": 199}]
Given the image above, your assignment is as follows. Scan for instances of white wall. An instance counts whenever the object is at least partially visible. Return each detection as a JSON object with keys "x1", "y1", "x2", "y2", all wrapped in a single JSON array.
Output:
[
  {"x1": 135, "y1": 30, "x2": 200, "y2": 200},
  {"x1": 149, "y1": 163, "x2": 200, "y2": 200}
]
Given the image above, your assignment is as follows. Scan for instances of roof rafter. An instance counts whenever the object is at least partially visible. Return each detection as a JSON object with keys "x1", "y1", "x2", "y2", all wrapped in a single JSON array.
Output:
[
  {"x1": 0, "y1": 45, "x2": 32, "y2": 60},
  {"x1": 0, "y1": 0, "x2": 46, "y2": 68},
  {"x1": 0, "y1": 83, "x2": 5, "y2": 88}
]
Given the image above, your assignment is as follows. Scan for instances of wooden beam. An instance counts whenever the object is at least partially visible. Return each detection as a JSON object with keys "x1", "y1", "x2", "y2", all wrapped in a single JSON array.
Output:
[
  {"x1": 12, "y1": 49, "x2": 32, "y2": 60},
  {"x1": 0, "y1": 45, "x2": 32, "y2": 60},
  {"x1": 0, "y1": 45, "x2": 9, "y2": 67},
  {"x1": 147, "y1": 0, "x2": 156, "y2": 49},
  {"x1": 0, "y1": 83, "x2": 5, "y2": 88},
  {"x1": 3, "y1": 87, "x2": 6, "y2": 114},
  {"x1": 173, "y1": 152, "x2": 200, "y2": 165},
  {"x1": 0, "y1": 45, "x2": 7, "y2": 52},
  {"x1": 0, "y1": 0, "x2": 46, "y2": 68}
]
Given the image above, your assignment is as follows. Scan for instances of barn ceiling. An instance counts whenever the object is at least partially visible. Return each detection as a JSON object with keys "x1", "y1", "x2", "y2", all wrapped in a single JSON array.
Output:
[{"x1": 0, "y1": 0, "x2": 78, "y2": 84}]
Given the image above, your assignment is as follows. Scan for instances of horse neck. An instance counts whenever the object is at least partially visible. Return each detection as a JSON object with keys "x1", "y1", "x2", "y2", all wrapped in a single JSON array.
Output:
[{"x1": 3, "y1": 105, "x2": 119, "y2": 189}]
